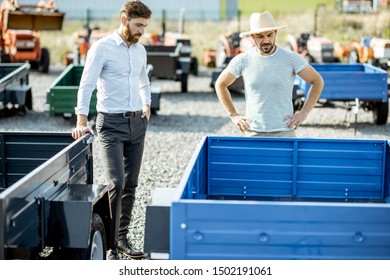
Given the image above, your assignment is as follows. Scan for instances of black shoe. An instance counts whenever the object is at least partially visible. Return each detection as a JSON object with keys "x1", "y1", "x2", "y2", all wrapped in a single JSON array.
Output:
[
  {"x1": 107, "y1": 249, "x2": 120, "y2": 260},
  {"x1": 117, "y1": 239, "x2": 144, "y2": 259}
]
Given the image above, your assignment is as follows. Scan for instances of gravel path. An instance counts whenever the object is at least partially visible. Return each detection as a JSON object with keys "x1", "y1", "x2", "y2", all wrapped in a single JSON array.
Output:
[{"x1": 1, "y1": 63, "x2": 389, "y2": 253}]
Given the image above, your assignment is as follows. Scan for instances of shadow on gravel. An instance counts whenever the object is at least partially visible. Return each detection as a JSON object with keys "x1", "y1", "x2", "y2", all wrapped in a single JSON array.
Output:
[{"x1": 148, "y1": 114, "x2": 229, "y2": 133}]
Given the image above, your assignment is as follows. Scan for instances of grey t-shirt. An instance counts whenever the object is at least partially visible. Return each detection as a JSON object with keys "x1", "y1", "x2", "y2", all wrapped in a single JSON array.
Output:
[{"x1": 226, "y1": 46, "x2": 308, "y2": 132}]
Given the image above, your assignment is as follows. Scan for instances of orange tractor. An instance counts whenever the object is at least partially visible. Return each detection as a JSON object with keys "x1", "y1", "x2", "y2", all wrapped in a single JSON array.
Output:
[
  {"x1": 334, "y1": 36, "x2": 390, "y2": 71},
  {"x1": 204, "y1": 31, "x2": 254, "y2": 68},
  {"x1": 63, "y1": 9, "x2": 110, "y2": 66},
  {"x1": 0, "y1": 0, "x2": 64, "y2": 73},
  {"x1": 207, "y1": 31, "x2": 254, "y2": 93},
  {"x1": 285, "y1": 32, "x2": 340, "y2": 63},
  {"x1": 63, "y1": 27, "x2": 109, "y2": 66}
]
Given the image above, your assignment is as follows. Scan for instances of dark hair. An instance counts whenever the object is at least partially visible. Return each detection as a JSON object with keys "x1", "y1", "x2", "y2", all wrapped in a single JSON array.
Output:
[{"x1": 120, "y1": 1, "x2": 152, "y2": 19}]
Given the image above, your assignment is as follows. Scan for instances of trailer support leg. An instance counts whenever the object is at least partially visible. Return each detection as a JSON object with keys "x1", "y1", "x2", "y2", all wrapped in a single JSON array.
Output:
[{"x1": 353, "y1": 98, "x2": 360, "y2": 135}]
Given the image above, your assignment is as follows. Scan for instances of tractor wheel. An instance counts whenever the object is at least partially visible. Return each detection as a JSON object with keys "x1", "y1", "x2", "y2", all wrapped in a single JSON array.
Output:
[
  {"x1": 59, "y1": 213, "x2": 107, "y2": 260},
  {"x1": 40, "y1": 48, "x2": 50, "y2": 73},
  {"x1": 181, "y1": 73, "x2": 188, "y2": 93},
  {"x1": 348, "y1": 49, "x2": 359, "y2": 64},
  {"x1": 190, "y1": 57, "x2": 198, "y2": 76},
  {"x1": 373, "y1": 102, "x2": 388, "y2": 125}
]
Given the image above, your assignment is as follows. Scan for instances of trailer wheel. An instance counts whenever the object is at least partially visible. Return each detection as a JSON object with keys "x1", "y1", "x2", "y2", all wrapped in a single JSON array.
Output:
[
  {"x1": 25, "y1": 88, "x2": 33, "y2": 110},
  {"x1": 181, "y1": 73, "x2": 188, "y2": 93},
  {"x1": 373, "y1": 102, "x2": 388, "y2": 125},
  {"x1": 40, "y1": 48, "x2": 50, "y2": 73},
  {"x1": 61, "y1": 213, "x2": 107, "y2": 260}
]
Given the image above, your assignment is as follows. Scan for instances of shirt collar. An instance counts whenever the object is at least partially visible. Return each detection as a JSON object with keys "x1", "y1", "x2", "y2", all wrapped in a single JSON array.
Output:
[{"x1": 113, "y1": 30, "x2": 127, "y2": 47}]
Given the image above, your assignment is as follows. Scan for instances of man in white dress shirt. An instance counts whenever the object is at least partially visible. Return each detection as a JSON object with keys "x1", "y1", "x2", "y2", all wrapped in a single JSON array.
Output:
[{"x1": 72, "y1": 0, "x2": 152, "y2": 260}]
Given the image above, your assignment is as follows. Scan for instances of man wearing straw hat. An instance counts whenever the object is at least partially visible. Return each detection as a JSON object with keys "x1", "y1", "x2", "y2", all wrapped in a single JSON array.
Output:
[{"x1": 215, "y1": 11, "x2": 324, "y2": 137}]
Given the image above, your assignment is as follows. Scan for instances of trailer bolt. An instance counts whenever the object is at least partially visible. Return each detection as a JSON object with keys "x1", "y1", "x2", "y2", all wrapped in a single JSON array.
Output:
[
  {"x1": 10, "y1": 220, "x2": 16, "y2": 227},
  {"x1": 354, "y1": 232, "x2": 364, "y2": 243},
  {"x1": 193, "y1": 231, "x2": 203, "y2": 241},
  {"x1": 258, "y1": 233, "x2": 269, "y2": 242},
  {"x1": 180, "y1": 223, "x2": 186, "y2": 229}
]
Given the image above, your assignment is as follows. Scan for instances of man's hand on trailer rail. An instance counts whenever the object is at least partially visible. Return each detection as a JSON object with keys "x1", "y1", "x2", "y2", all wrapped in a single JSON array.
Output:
[{"x1": 71, "y1": 114, "x2": 94, "y2": 140}]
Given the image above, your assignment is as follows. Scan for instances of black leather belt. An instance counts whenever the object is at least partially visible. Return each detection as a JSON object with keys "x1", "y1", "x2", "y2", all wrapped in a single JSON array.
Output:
[{"x1": 99, "y1": 111, "x2": 142, "y2": 118}]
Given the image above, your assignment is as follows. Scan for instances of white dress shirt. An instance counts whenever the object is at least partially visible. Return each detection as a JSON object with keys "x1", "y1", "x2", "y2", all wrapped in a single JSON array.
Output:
[{"x1": 75, "y1": 31, "x2": 151, "y2": 116}]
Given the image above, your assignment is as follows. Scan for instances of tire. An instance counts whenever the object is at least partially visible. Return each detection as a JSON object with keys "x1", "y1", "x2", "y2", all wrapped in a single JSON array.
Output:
[
  {"x1": 60, "y1": 213, "x2": 107, "y2": 260},
  {"x1": 25, "y1": 88, "x2": 33, "y2": 110},
  {"x1": 30, "y1": 61, "x2": 39, "y2": 70},
  {"x1": 190, "y1": 57, "x2": 198, "y2": 76},
  {"x1": 40, "y1": 47, "x2": 50, "y2": 73},
  {"x1": 181, "y1": 73, "x2": 188, "y2": 93},
  {"x1": 373, "y1": 102, "x2": 388, "y2": 125}
]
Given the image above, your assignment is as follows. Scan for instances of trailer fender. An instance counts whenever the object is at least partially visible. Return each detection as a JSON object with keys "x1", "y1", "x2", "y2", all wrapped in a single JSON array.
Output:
[{"x1": 49, "y1": 184, "x2": 110, "y2": 249}]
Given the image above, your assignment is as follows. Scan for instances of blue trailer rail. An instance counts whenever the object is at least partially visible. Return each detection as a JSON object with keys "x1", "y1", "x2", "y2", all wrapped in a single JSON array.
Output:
[
  {"x1": 298, "y1": 63, "x2": 388, "y2": 102},
  {"x1": 168, "y1": 136, "x2": 390, "y2": 260}
]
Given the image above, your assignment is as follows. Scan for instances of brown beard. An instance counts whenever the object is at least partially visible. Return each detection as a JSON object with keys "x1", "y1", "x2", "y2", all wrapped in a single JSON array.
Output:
[
  {"x1": 123, "y1": 25, "x2": 142, "y2": 43},
  {"x1": 255, "y1": 41, "x2": 275, "y2": 55}
]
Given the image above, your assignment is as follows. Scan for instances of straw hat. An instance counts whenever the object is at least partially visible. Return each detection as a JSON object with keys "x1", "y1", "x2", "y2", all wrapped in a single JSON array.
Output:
[{"x1": 239, "y1": 11, "x2": 286, "y2": 38}]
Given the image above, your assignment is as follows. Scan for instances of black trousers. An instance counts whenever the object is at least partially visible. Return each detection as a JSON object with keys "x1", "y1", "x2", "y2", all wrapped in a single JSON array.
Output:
[{"x1": 95, "y1": 111, "x2": 148, "y2": 249}]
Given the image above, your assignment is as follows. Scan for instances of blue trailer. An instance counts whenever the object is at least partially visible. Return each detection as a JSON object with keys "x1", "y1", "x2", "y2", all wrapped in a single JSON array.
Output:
[
  {"x1": 296, "y1": 63, "x2": 389, "y2": 125},
  {"x1": 144, "y1": 136, "x2": 390, "y2": 260}
]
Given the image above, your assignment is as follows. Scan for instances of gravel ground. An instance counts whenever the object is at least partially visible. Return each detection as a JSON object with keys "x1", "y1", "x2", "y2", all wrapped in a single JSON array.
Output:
[{"x1": 1, "y1": 63, "x2": 389, "y2": 255}]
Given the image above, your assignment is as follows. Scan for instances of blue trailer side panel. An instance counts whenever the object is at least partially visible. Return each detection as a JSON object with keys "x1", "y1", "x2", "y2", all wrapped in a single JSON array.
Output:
[
  {"x1": 298, "y1": 63, "x2": 388, "y2": 102},
  {"x1": 171, "y1": 200, "x2": 390, "y2": 260},
  {"x1": 208, "y1": 137, "x2": 386, "y2": 199},
  {"x1": 171, "y1": 136, "x2": 390, "y2": 260}
]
